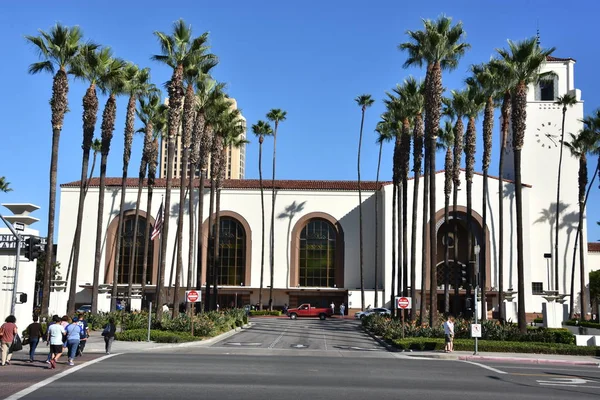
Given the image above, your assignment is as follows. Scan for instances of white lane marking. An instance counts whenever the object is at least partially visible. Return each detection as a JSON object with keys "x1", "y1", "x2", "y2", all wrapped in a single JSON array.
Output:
[
  {"x1": 323, "y1": 329, "x2": 328, "y2": 351},
  {"x1": 462, "y1": 360, "x2": 507, "y2": 374},
  {"x1": 268, "y1": 327, "x2": 289, "y2": 349},
  {"x1": 5, "y1": 353, "x2": 119, "y2": 400}
]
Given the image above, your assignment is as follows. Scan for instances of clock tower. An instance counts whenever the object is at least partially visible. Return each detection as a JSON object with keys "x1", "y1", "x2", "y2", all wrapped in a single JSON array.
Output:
[{"x1": 502, "y1": 56, "x2": 585, "y2": 304}]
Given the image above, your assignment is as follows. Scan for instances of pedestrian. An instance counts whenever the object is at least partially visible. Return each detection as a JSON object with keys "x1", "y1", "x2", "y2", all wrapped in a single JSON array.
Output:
[
  {"x1": 65, "y1": 317, "x2": 82, "y2": 366},
  {"x1": 330, "y1": 301, "x2": 335, "y2": 315},
  {"x1": 44, "y1": 314, "x2": 59, "y2": 364},
  {"x1": 340, "y1": 303, "x2": 346, "y2": 318},
  {"x1": 47, "y1": 315, "x2": 66, "y2": 369},
  {"x1": 0, "y1": 315, "x2": 18, "y2": 366},
  {"x1": 60, "y1": 315, "x2": 69, "y2": 351},
  {"x1": 76, "y1": 313, "x2": 89, "y2": 356},
  {"x1": 162, "y1": 303, "x2": 169, "y2": 313},
  {"x1": 26, "y1": 315, "x2": 44, "y2": 363},
  {"x1": 443, "y1": 315, "x2": 455, "y2": 353},
  {"x1": 102, "y1": 318, "x2": 117, "y2": 355}
]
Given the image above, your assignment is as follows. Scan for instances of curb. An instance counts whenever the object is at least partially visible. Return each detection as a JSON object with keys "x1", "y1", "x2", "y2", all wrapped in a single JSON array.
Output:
[
  {"x1": 458, "y1": 355, "x2": 600, "y2": 367},
  {"x1": 140, "y1": 322, "x2": 253, "y2": 351}
]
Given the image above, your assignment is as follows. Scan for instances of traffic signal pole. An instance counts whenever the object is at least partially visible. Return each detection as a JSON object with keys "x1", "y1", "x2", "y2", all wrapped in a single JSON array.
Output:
[{"x1": 0, "y1": 213, "x2": 22, "y2": 316}]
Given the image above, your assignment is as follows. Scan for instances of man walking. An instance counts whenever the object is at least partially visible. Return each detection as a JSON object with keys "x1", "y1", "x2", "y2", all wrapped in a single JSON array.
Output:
[
  {"x1": 340, "y1": 303, "x2": 346, "y2": 318},
  {"x1": 330, "y1": 301, "x2": 335, "y2": 315},
  {"x1": 47, "y1": 315, "x2": 65, "y2": 369}
]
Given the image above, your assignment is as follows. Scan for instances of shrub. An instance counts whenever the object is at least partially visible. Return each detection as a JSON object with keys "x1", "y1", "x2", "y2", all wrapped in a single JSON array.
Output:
[
  {"x1": 564, "y1": 319, "x2": 600, "y2": 329},
  {"x1": 116, "y1": 329, "x2": 200, "y2": 343},
  {"x1": 391, "y1": 337, "x2": 600, "y2": 356},
  {"x1": 249, "y1": 310, "x2": 282, "y2": 316}
]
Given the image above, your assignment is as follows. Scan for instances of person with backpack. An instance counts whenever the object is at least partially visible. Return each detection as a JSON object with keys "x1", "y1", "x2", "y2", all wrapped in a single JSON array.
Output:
[
  {"x1": 26, "y1": 315, "x2": 44, "y2": 362},
  {"x1": 65, "y1": 317, "x2": 82, "y2": 366},
  {"x1": 76, "y1": 313, "x2": 89, "y2": 357},
  {"x1": 102, "y1": 318, "x2": 116, "y2": 355}
]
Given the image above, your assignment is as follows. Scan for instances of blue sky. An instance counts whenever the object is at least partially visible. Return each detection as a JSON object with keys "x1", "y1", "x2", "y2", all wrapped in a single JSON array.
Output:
[{"x1": 0, "y1": 1, "x2": 599, "y2": 243}]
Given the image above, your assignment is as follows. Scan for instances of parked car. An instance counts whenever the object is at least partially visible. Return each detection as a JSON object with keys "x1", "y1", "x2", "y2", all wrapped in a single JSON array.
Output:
[
  {"x1": 354, "y1": 307, "x2": 391, "y2": 319},
  {"x1": 286, "y1": 304, "x2": 333, "y2": 320},
  {"x1": 76, "y1": 305, "x2": 92, "y2": 313}
]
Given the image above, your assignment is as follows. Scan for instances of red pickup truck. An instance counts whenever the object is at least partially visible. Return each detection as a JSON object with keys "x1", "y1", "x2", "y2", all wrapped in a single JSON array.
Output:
[{"x1": 287, "y1": 304, "x2": 333, "y2": 320}]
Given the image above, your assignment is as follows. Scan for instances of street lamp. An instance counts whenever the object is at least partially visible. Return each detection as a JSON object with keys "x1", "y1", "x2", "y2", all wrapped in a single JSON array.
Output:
[{"x1": 473, "y1": 244, "x2": 480, "y2": 355}]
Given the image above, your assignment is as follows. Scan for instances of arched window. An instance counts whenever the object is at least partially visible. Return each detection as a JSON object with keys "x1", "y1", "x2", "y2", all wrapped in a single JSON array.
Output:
[
  {"x1": 118, "y1": 216, "x2": 153, "y2": 284},
  {"x1": 208, "y1": 217, "x2": 246, "y2": 286},
  {"x1": 299, "y1": 218, "x2": 336, "y2": 287}
]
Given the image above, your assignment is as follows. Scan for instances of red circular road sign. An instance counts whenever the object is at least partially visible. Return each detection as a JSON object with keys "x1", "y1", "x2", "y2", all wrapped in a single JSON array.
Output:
[
  {"x1": 398, "y1": 297, "x2": 410, "y2": 309},
  {"x1": 187, "y1": 290, "x2": 199, "y2": 302}
]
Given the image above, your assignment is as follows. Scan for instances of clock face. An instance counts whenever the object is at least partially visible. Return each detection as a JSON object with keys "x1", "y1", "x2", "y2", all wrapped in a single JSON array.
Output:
[{"x1": 535, "y1": 121, "x2": 560, "y2": 149}]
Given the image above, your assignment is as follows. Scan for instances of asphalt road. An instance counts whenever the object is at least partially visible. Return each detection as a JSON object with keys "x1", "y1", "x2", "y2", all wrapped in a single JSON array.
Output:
[{"x1": 8, "y1": 319, "x2": 600, "y2": 400}]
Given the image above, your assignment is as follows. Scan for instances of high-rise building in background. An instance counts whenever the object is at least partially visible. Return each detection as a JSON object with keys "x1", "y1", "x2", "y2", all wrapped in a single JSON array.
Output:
[{"x1": 160, "y1": 97, "x2": 246, "y2": 179}]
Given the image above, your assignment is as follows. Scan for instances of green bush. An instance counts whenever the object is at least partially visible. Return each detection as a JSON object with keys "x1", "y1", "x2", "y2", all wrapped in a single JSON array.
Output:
[
  {"x1": 249, "y1": 310, "x2": 282, "y2": 316},
  {"x1": 564, "y1": 319, "x2": 600, "y2": 329},
  {"x1": 391, "y1": 337, "x2": 600, "y2": 356},
  {"x1": 116, "y1": 329, "x2": 201, "y2": 343}
]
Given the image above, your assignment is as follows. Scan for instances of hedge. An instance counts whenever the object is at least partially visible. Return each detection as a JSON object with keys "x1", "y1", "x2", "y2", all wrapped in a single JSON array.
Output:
[
  {"x1": 564, "y1": 320, "x2": 600, "y2": 329},
  {"x1": 249, "y1": 310, "x2": 282, "y2": 316},
  {"x1": 116, "y1": 329, "x2": 201, "y2": 343},
  {"x1": 391, "y1": 337, "x2": 600, "y2": 356}
]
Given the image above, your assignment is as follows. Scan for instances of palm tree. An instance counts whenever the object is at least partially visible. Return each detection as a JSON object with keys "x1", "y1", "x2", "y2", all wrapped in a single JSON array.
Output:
[
  {"x1": 266, "y1": 108, "x2": 287, "y2": 310},
  {"x1": 399, "y1": 15, "x2": 470, "y2": 325},
  {"x1": 251, "y1": 120, "x2": 273, "y2": 309},
  {"x1": 195, "y1": 79, "x2": 225, "y2": 308},
  {"x1": 496, "y1": 37, "x2": 555, "y2": 332},
  {"x1": 564, "y1": 128, "x2": 599, "y2": 320},
  {"x1": 467, "y1": 62, "x2": 500, "y2": 319},
  {"x1": 553, "y1": 93, "x2": 578, "y2": 294},
  {"x1": 89, "y1": 57, "x2": 126, "y2": 313},
  {"x1": 152, "y1": 19, "x2": 211, "y2": 318},
  {"x1": 0, "y1": 177, "x2": 12, "y2": 193},
  {"x1": 401, "y1": 77, "x2": 424, "y2": 321},
  {"x1": 26, "y1": 23, "x2": 83, "y2": 315},
  {"x1": 437, "y1": 120, "x2": 454, "y2": 313},
  {"x1": 488, "y1": 58, "x2": 514, "y2": 320},
  {"x1": 355, "y1": 94, "x2": 375, "y2": 311},
  {"x1": 112, "y1": 65, "x2": 156, "y2": 304},
  {"x1": 134, "y1": 95, "x2": 166, "y2": 301},
  {"x1": 463, "y1": 84, "x2": 485, "y2": 307},
  {"x1": 66, "y1": 45, "x2": 115, "y2": 315},
  {"x1": 374, "y1": 120, "x2": 394, "y2": 308}
]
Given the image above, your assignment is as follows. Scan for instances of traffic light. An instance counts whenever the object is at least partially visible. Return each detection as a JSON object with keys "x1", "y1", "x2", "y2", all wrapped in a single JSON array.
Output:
[
  {"x1": 459, "y1": 263, "x2": 468, "y2": 287},
  {"x1": 18, "y1": 292, "x2": 27, "y2": 304},
  {"x1": 25, "y1": 237, "x2": 43, "y2": 261}
]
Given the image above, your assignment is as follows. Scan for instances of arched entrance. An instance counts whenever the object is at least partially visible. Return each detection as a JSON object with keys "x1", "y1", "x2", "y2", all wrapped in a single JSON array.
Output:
[{"x1": 425, "y1": 206, "x2": 492, "y2": 317}]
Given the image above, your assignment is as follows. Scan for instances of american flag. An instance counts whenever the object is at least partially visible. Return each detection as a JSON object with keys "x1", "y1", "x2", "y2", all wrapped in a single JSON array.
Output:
[{"x1": 150, "y1": 202, "x2": 164, "y2": 241}]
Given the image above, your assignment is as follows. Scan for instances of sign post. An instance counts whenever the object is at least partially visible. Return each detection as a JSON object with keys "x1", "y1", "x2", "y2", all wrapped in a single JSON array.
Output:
[
  {"x1": 185, "y1": 290, "x2": 201, "y2": 337},
  {"x1": 147, "y1": 301, "x2": 152, "y2": 342},
  {"x1": 395, "y1": 297, "x2": 412, "y2": 339}
]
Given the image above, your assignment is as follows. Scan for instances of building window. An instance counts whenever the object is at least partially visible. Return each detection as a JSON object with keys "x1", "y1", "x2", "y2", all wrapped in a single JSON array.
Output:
[
  {"x1": 539, "y1": 79, "x2": 555, "y2": 101},
  {"x1": 299, "y1": 218, "x2": 336, "y2": 287},
  {"x1": 532, "y1": 282, "x2": 544, "y2": 295},
  {"x1": 208, "y1": 217, "x2": 246, "y2": 286},
  {"x1": 118, "y1": 216, "x2": 154, "y2": 284}
]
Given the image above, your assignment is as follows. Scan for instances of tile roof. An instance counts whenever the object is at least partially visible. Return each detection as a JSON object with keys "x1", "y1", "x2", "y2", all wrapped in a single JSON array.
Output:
[
  {"x1": 589, "y1": 242, "x2": 600, "y2": 253},
  {"x1": 60, "y1": 178, "x2": 384, "y2": 191},
  {"x1": 546, "y1": 55, "x2": 576, "y2": 62}
]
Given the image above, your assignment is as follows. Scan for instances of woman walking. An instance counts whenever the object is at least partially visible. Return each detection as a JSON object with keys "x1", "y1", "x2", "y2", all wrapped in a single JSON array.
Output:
[
  {"x1": 0, "y1": 315, "x2": 18, "y2": 366},
  {"x1": 26, "y1": 315, "x2": 44, "y2": 362},
  {"x1": 65, "y1": 317, "x2": 81, "y2": 366},
  {"x1": 46, "y1": 315, "x2": 65, "y2": 369},
  {"x1": 102, "y1": 318, "x2": 116, "y2": 354}
]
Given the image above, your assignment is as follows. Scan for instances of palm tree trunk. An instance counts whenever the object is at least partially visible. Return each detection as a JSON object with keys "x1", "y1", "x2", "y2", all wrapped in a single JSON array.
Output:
[
  {"x1": 570, "y1": 158, "x2": 597, "y2": 319},
  {"x1": 481, "y1": 96, "x2": 493, "y2": 321},
  {"x1": 443, "y1": 147, "x2": 452, "y2": 314},
  {"x1": 374, "y1": 141, "x2": 383, "y2": 308},
  {"x1": 211, "y1": 142, "x2": 226, "y2": 310},
  {"x1": 411, "y1": 114, "x2": 423, "y2": 321},
  {"x1": 67, "y1": 83, "x2": 97, "y2": 315},
  {"x1": 578, "y1": 154, "x2": 588, "y2": 320},
  {"x1": 512, "y1": 81, "x2": 528, "y2": 333},
  {"x1": 465, "y1": 117, "x2": 476, "y2": 307},
  {"x1": 391, "y1": 182, "x2": 397, "y2": 317},
  {"x1": 452, "y1": 116, "x2": 464, "y2": 315},
  {"x1": 269, "y1": 122, "x2": 279, "y2": 311},
  {"x1": 206, "y1": 172, "x2": 215, "y2": 310},
  {"x1": 173, "y1": 145, "x2": 190, "y2": 316},
  {"x1": 427, "y1": 63, "x2": 442, "y2": 326},
  {"x1": 401, "y1": 124, "x2": 410, "y2": 313},
  {"x1": 498, "y1": 91, "x2": 510, "y2": 320},
  {"x1": 197, "y1": 168, "x2": 207, "y2": 310},
  {"x1": 554, "y1": 105, "x2": 568, "y2": 293},
  {"x1": 141, "y1": 137, "x2": 157, "y2": 304},
  {"x1": 258, "y1": 139, "x2": 266, "y2": 309},
  {"x1": 42, "y1": 68, "x2": 68, "y2": 315},
  {"x1": 420, "y1": 141, "x2": 430, "y2": 323},
  {"x1": 358, "y1": 108, "x2": 366, "y2": 311},
  {"x1": 187, "y1": 158, "x2": 195, "y2": 296}
]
